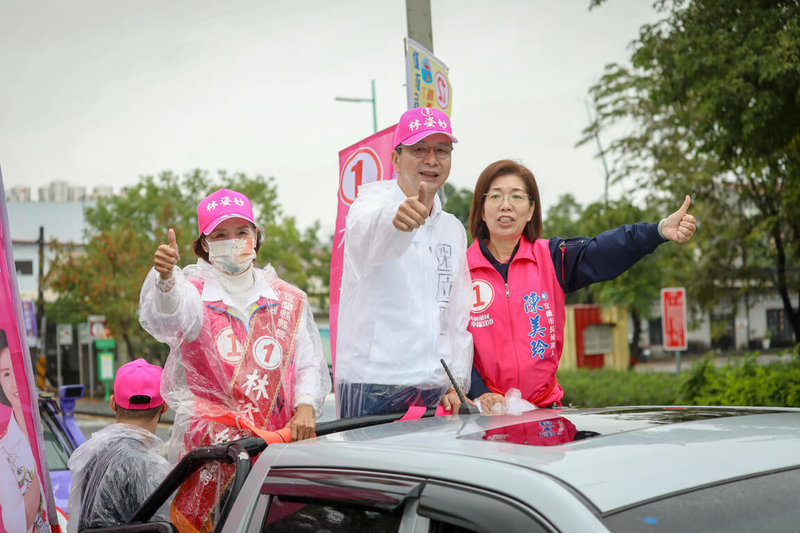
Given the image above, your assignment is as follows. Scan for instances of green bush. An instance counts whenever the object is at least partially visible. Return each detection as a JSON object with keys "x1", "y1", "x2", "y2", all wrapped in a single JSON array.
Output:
[
  {"x1": 558, "y1": 368, "x2": 682, "y2": 407},
  {"x1": 678, "y1": 350, "x2": 800, "y2": 407},
  {"x1": 558, "y1": 347, "x2": 800, "y2": 408}
]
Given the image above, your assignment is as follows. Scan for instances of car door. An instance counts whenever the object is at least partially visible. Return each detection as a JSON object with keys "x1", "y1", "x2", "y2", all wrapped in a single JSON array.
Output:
[{"x1": 246, "y1": 468, "x2": 554, "y2": 533}]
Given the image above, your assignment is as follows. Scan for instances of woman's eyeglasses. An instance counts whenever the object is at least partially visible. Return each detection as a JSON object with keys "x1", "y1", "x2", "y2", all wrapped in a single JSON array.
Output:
[{"x1": 483, "y1": 192, "x2": 532, "y2": 206}]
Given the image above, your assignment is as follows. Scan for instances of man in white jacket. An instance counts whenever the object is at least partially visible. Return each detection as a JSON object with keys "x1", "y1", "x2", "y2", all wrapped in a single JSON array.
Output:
[{"x1": 336, "y1": 107, "x2": 473, "y2": 418}]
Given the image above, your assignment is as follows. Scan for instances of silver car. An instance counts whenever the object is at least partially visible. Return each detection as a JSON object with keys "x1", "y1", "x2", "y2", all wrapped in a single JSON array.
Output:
[
  {"x1": 85, "y1": 405, "x2": 800, "y2": 533},
  {"x1": 219, "y1": 405, "x2": 800, "y2": 532}
]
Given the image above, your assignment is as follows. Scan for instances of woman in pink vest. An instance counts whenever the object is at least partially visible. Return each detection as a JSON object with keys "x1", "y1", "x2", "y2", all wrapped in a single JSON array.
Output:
[
  {"x1": 466, "y1": 160, "x2": 696, "y2": 413},
  {"x1": 139, "y1": 188, "x2": 330, "y2": 533}
]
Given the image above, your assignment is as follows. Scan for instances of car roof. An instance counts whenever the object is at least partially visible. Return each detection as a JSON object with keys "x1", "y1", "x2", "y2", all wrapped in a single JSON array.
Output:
[{"x1": 265, "y1": 406, "x2": 800, "y2": 514}]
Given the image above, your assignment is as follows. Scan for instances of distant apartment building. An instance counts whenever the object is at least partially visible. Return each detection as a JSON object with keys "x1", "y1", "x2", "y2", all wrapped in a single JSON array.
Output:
[
  {"x1": 7, "y1": 186, "x2": 32, "y2": 202},
  {"x1": 7, "y1": 180, "x2": 115, "y2": 204}
]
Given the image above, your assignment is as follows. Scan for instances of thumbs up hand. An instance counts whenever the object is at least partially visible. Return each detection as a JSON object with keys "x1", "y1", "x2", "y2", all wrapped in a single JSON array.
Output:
[
  {"x1": 392, "y1": 182, "x2": 434, "y2": 232},
  {"x1": 661, "y1": 195, "x2": 696, "y2": 243},
  {"x1": 154, "y1": 228, "x2": 181, "y2": 279}
]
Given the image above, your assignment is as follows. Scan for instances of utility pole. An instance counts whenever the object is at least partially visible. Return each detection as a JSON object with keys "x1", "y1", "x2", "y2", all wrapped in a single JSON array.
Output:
[
  {"x1": 36, "y1": 225, "x2": 46, "y2": 387},
  {"x1": 406, "y1": 0, "x2": 433, "y2": 52}
]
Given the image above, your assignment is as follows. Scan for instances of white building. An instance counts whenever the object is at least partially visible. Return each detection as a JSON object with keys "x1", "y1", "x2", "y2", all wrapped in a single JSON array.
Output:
[{"x1": 7, "y1": 201, "x2": 92, "y2": 301}]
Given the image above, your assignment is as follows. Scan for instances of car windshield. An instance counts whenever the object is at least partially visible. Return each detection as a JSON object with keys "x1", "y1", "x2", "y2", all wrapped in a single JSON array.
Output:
[
  {"x1": 603, "y1": 467, "x2": 800, "y2": 532},
  {"x1": 39, "y1": 406, "x2": 72, "y2": 470}
]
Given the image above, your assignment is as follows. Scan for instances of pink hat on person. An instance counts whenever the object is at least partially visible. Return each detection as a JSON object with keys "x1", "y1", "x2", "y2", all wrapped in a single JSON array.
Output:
[
  {"x1": 392, "y1": 106, "x2": 458, "y2": 149},
  {"x1": 197, "y1": 188, "x2": 256, "y2": 236},
  {"x1": 113, "y1": 358, "x2": 164, "y2": 410}
]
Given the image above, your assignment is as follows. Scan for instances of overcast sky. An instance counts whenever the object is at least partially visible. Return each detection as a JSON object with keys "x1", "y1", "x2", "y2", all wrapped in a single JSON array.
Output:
[{"x1": 0, "y1": 1, "x2": 660, "y2": 236}]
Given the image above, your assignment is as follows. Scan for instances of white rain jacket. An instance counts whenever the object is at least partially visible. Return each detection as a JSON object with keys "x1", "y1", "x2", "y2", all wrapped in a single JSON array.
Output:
[
  {"x1": 67, "y1": 423, "x2": 169, "y2": 533},
  {"x1": 335, "y1": 180, "x2": 473, "y2": 416},
  {"x1": 139, "y1": 260, "x2": 330, "y2": 463}
]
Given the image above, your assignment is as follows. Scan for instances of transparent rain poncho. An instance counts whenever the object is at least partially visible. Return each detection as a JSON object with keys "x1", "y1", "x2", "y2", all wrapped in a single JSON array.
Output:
[
  {"x1": 66, "y1": 423, "x2": 170, "y2": 533},
  {"x1": 139, "y1": 260, "x2": 330, "y2": 532}
]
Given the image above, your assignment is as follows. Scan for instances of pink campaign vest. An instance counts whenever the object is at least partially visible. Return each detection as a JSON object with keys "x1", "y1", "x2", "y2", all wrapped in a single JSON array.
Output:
[
  {"x1": 171, "y1": 276, "x2": 305, "y2": 533},
  {"x1": 467, "y1": 238, "x2": 566, "y2": 407}
]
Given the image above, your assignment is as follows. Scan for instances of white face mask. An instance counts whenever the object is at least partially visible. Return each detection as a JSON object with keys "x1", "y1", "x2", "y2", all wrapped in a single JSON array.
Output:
[{"x1": 206, "y1": 238, "x2": 256, "y2": 274}]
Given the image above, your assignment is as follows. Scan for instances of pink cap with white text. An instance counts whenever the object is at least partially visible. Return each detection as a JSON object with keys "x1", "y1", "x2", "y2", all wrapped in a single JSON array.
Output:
[{"x1": 392, "y1": 107, "x2": 458, "y2": 148}]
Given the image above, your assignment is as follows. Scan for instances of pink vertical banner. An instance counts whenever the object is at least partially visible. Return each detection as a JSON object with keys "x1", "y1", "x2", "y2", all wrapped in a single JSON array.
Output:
[
  {"x1": 329, "y1": 125, "x2": 396, "y2": 370},
  {"x1": 0, "y1": 168, "x2": 56, "y2": 532}
]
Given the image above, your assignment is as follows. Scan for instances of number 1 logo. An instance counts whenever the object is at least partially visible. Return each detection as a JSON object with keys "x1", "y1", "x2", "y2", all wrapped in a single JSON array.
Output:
[
  {"x1": 471, "y1": 279, "x2": 494, "y2": 314},
  {"x1": 339, "y1": 147, "x2": 383, "y2": 205}
]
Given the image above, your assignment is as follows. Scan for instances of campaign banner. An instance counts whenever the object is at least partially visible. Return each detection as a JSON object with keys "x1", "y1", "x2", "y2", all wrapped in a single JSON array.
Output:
[
  {"x1": 661, "y1": 287, "x2": 688, "y2": 351},
  {"x1": 0, "y1": 168, "x2": 56, "y2": 532},
  {"x1": 330, "y1": 125, "x2": 396, "y2": 368},
  {"x1": 405, "y1": 37, "x2": 452, "y2": 116}
]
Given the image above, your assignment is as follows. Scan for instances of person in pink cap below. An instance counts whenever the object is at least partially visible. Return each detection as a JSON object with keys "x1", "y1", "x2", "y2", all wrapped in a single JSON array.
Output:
[
  {"x1": 67, "y1": 358, "x2": 170, "y2": 532},
  {"x1": 335, "y1": 107, "x2": 473, "y2": 418},
  {"x1": 138, "y1": 188, "x2": 330, "y2": 532}
]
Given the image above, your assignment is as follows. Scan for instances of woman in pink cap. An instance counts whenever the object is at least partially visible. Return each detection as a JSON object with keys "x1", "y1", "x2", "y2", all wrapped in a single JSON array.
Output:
[{"x1": 138, "y1": 188, "x2": 330, "y2": 533}]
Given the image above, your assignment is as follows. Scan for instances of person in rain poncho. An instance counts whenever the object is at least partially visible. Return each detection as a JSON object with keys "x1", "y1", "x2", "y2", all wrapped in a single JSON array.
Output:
[
  {"x1": 139, "y1": 188, "x2": 330, "y2": 533},
  {"x1": 67, "y1": 358, "x2": 170, "y2": 533}
]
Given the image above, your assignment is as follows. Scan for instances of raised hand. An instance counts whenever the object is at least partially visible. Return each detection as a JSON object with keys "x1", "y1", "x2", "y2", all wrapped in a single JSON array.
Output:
[
  {"x1": 661, "y1": 195, "x2": 696, "y2": 243},
  {"x1": 154, "y1": 228, "x2": 181, "y2": 279},
  {"x1": 392, "y1": 182, "x2": 433, "y2": 232}
]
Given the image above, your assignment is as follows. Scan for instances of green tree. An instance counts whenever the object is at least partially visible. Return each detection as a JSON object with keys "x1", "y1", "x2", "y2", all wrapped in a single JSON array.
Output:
[
  {"x1": 545, "y1": 194, "x2": 685, "y2": 358},
  {"x1": 585, "y1": 0, "x2": 800, "y2": 342},
  {"x1": 46, "y1": 170, "x2": 329, "y2": 363},
  {"x1": 441, "y1": 182, "x2": 474, "y2": 238}
]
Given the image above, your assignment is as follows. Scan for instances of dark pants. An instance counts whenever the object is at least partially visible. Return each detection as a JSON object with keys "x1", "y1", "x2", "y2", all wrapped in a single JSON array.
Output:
[{"x1": 337, "y1": 383, "x2": 443, "y2": 418}]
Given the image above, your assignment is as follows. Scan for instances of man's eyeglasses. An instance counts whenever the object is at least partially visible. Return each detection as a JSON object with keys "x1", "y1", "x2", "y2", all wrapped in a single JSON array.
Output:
[
  {"x1": 483, "y1": 192, "x2": 532, "y2": 206},
  {"x1": 401, "y1": 144, "x2": 453, "y2": 160}
]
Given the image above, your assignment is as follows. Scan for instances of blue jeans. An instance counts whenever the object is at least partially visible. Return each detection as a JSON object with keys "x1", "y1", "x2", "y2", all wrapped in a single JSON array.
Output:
[{"x1": 337, "y1": 383, "x2": 443, "y2": 418}]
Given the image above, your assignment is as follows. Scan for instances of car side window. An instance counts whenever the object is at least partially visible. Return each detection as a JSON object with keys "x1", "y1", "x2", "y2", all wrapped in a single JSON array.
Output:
[
  {"x1": 419, "y1": 481, "x2": 551, "y2": 533},
  {"x1": 261, "y1": 496, "x2": 402, "y2": 532},
  {"x1": 255, "y1": 469, "x2": 423, "y2": 533}
]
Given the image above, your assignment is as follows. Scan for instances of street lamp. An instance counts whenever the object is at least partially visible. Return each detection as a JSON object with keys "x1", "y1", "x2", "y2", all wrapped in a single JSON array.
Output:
[{"x1": 335, "y1": 79, "x2": 377, "y2": 133}]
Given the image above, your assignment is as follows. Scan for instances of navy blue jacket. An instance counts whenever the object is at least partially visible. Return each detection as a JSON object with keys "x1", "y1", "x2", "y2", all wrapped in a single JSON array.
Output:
[{"x1": 468, "y1": 222, "x2": 666, "y2": 399}]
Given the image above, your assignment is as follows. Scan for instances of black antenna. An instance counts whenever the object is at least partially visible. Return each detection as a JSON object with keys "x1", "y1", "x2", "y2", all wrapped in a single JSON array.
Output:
[{"x1": 440, "y1": 359, "x2": 479, "y2": 414}]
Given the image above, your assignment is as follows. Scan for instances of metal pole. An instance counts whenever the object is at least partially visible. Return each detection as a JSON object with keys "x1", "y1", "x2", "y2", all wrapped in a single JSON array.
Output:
[
  {"x1": 334, "y1": 81, "x2": 378, "y2": 134},
  {"x1": 89, "y1": 341, "x2": 94, "y2": 399},
  {"x1": 78, "y1": 335, "x2": 84, "y2": 387},
  {"x1": 37, "y1": 226, "x2": 45, "y2": 376},
  {"x1": 371, "y1": 79, "x2": 377, "y2": 133},
  {"x1": 56, "y1": 339, "x2": 62, "y2": 388},
  {"x1": 406, "y1": 0, "x2": 433, "y2": 52}
]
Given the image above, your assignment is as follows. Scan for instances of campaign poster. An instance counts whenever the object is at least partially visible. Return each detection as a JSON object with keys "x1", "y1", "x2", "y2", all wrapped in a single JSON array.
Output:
[
  {"x1": 0, "y1": 168, "x2": 56, "y2": 532},
  {"x1": 330, "y1": 125, "x2": 396, "y2": 369},
  {"x1": 405, "y1": 37, "x2": 452, "y2": 116},
  {"x1": 661, "y1": 287, "x2": 688, "y2": 351}
]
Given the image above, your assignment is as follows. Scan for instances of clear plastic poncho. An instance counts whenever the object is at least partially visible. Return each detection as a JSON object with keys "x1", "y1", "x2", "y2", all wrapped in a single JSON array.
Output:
[
  {"x1": 139, "y1": 260, "x2": 330, "y2": 532},
  {"x1": 66, "y1": 423, "x2": 170, "y2": 533}
]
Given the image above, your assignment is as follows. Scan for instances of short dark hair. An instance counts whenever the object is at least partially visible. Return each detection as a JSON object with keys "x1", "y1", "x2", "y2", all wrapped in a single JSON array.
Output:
[
  {"x1": 468, "y1": 159, "x2": 542, "y2": 242},
  {"x1": 193, "y1": 223, "x2": 263, "y2": 262},
  {"x1": 115, "y1": 403, "x2": 165, "y2": 421}
]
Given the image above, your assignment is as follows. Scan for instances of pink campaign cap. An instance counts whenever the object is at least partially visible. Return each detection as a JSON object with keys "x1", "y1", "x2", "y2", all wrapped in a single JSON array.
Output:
[
  {"x1": 113, "y1": 358, "x2": 164, "y2": 409},
  {"x1": 197, "y1": 188, "x2": 256, "y2": 236},
  {"x1": 393, "y1": 106, "x2": 458, "y2": 149}
]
